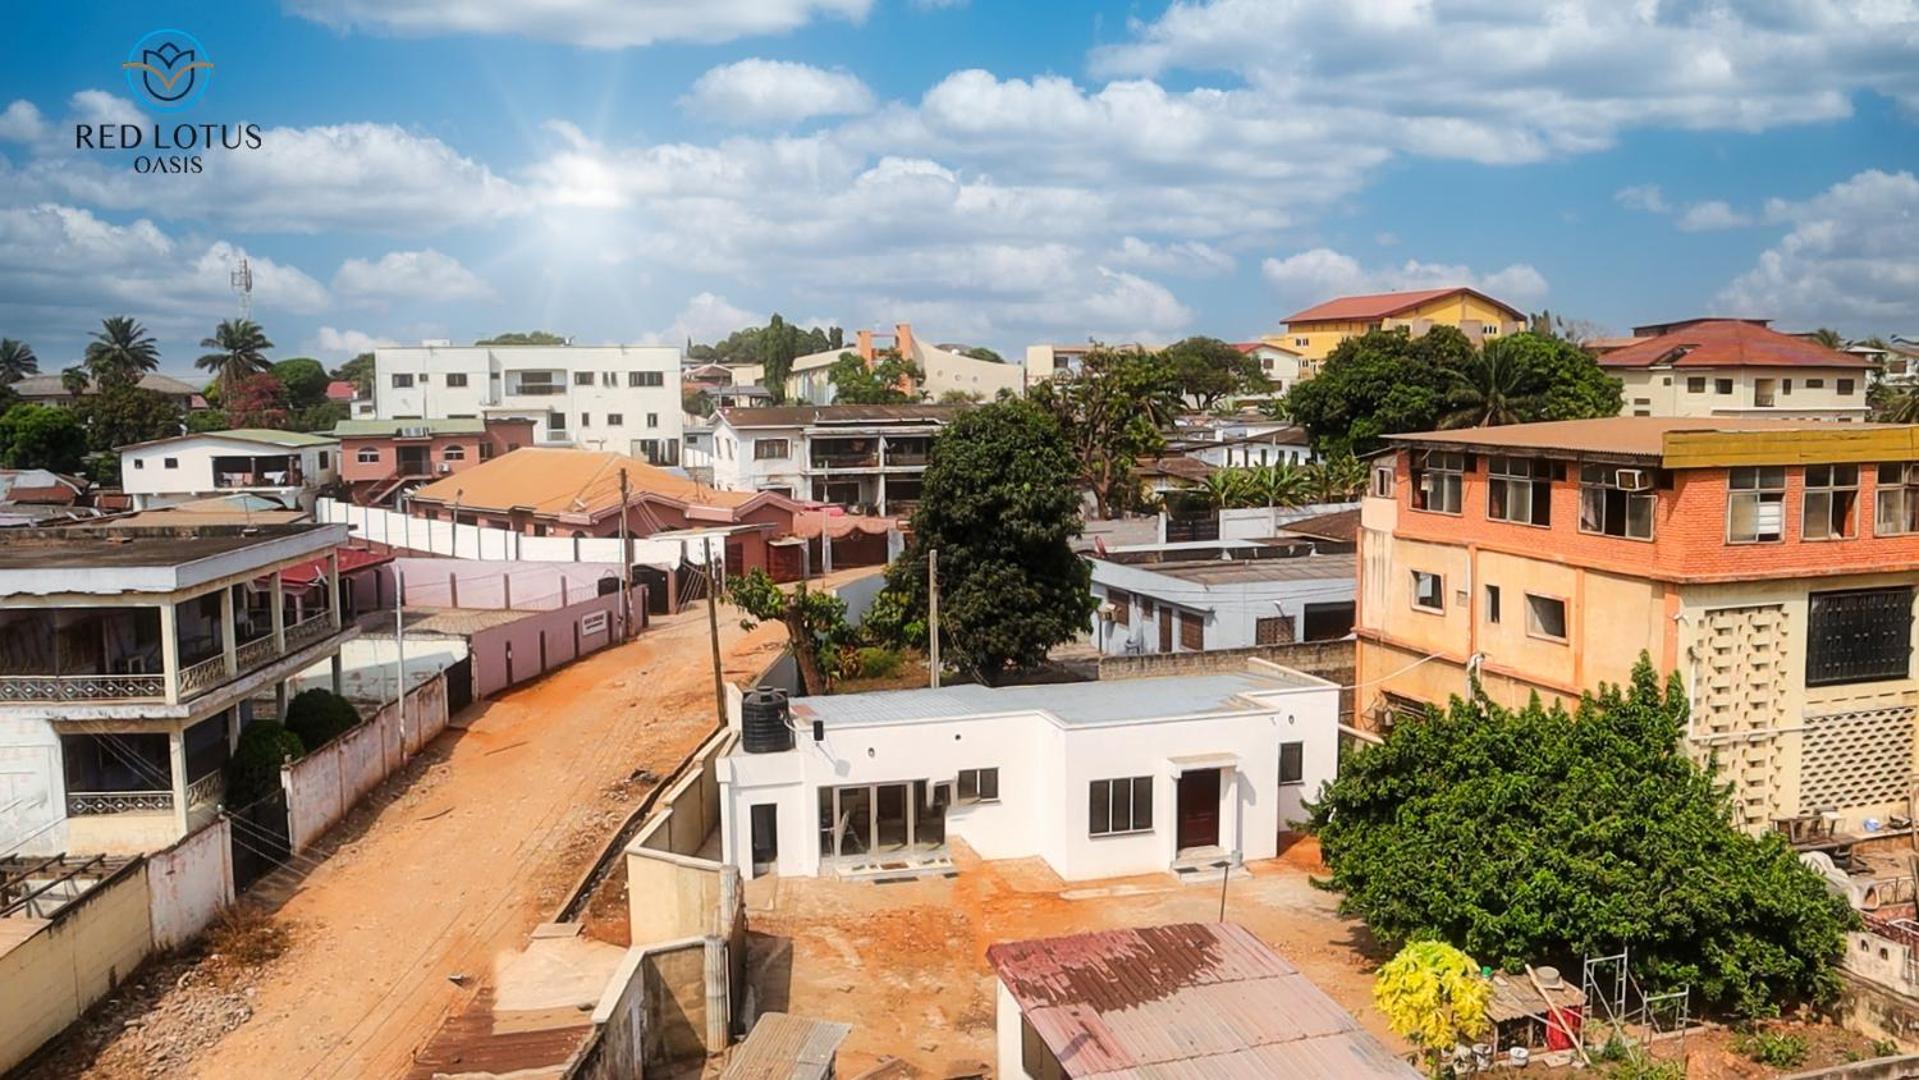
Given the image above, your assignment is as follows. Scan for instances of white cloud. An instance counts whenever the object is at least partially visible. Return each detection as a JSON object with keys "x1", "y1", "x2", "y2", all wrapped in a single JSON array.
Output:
[
  {"x1": 311, "y1": 326, "x2": 400, "y2": 360},
  {"x1": 1675, "y1": 200, "x2": 1754, "y2": 231},
  {"x1": 1105, "y1": 236, "x2": 1235, "y2": 276},
  {"x1": 1718, "y1": 169, "x2": 1919, "y2": 330},
  {"x1": 682, "y1": 60, "x2": 875, "y2": 126},
  {"x1": 0, "y1": 101, "x2": 44, "y2": 143},
  {"x1": 287, "y1": 0, "x2": 873, "y2": 48},
  {"x1": 1261, "y1": 247, "x2": 1549, "y2": 309},
  {"x1": 1614, "y1": 184, "x2": 1670, "y2": 214},
  {"x1": 332, "y1": 249, "x2": 494, "y2": 306},
  {"x1": 660, "y1": 293, "x2": 763, "y2": 344}
]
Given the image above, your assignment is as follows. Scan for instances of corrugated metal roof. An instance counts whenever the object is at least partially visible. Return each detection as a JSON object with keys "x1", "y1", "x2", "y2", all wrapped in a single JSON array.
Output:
[
  {"x1": 989, "y1": 924, "x2": 1418, "y2": 1078},
  {"x1": 721, "y1": 1012, "x2": 852, "y2": 1079},
  {"x1": 787, "y1": 672, "x2": 1291, "y2": 729}
]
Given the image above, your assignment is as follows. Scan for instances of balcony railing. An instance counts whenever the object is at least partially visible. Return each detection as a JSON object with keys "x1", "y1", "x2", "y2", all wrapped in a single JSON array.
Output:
[
  {"x1": 286, "y1": 613, "x2": 335, "y2": 651},
  {"x1": 811, "y1": 453, "x2": 880, "y2": 470},
  {"x1": 178, "y1": 655, "x2": 228, "y2": 698},
  {"x1": 0, "y1": 673, "x2": 166, "y2": 702},
  {"x1": 68, "y1": 789, "x2": 173, "y2": 815},
  {"x1": 185, "y1": 770, "x2": 224, "y2": 809},
  {"x1": 509, "y1": 384, "x2": 567, "y2": 396},
  {"x1": 882, "y1": 452, "x2": 929, "y2": 468},
  {"x1": 235, "y1": 634, "x2": 278, "y2": 672}
]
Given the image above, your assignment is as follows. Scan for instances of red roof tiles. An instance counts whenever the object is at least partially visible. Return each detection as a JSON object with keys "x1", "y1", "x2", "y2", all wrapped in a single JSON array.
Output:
[
  {"x1": 1283, "y1": 287, "x2": 1521, "y2": 325},
  {"x1": 1597, "y1": 319, "x2": 1868, "y2": 370}
]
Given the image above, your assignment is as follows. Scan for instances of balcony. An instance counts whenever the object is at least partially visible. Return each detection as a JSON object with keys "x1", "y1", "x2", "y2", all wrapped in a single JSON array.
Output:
[
  {"x1": 0, "y1": 673, "x2": 166, "y2": 703},
  {"x1": 213, "y1": 454, "x2": 304, "y2": 490},
  {"x1": 810, "y1": 438, "x2": 881, "y2": 471}
]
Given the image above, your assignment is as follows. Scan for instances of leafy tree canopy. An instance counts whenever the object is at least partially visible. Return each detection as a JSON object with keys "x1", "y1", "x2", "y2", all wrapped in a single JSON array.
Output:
[
  {"x1": 0, "y1": 403, "x2": 88, "y2": 473},
  {"x1": 284, "y1": 688, "x2": 361, "y2": 751},
  {"x1": 958, "y1": 345, "x2": 1003, "y2": 363},
  {"x1": 333, "y1": 352, "x2": 375, "y2": 394},
  {"x1": 73, "y1": 385, "x2": 183, "y2": 453},
  {"x1": 185, "y1": 408, "x2": 229, "y2": 434},
  {"x1": 84, "y1": 316, "x2": 161, "y2": 390},
  {"x1": 0, "y1": 338, "x2": 38, "y2": 383},
  {"x1": 291, "y1": 401, "x2": 349, "y2": 434},
  {"x1": 1160, "y1": 335, "x2": 1268, "y2": 410},
  {"x1": 727, "y1": 569, "x2": 852, "y2": 695},
  {"x1": 271, "y1": 357, "x2": 330, "y2": 408},
  {"x1": 880, "y1": 397, "x2": 1096, "y2": 681},
  {"x1": 828, "y1": 348, "x2": 924, "y2": 404},
  {"x1": 1030, "y1": 346, "x2": 1182, "y2": 519},
  {"x1": 196, "y1": 318, "x2": 275, "y2": 399},
  {"x1": 475, "y1": 330, "x2": 566, "y2": 346},
  {"x1": 1309, "y1": 658, "x2": 1855, "y2": 1016},
  {"x1": 224, "y1": 373, "x2": 290, "y2": 429},
  {"x1": 1374, "y1": 941, "x2": 1492, "y2": 1077}
]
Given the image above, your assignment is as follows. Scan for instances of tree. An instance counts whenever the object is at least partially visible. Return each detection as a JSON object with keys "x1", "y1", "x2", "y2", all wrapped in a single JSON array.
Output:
[
  {"x1": 937, "y1": 389, "x2": 982, "y2": 405},
  {"x1": 1161, "y1": 336, "x2": 1268, "y2": 410},
  {"x1": 0, "y1": 403, "x2": 87, "y2": 473},
  {"x1": 61, "y1": 365, "x2": 89, "y2": 396},
  {"x1": 828, "y1": 348, "x2": 924, "y2": 404},
  {"x1": 760, "y1": 314, "x2": 803, "y2": 404},
  {"x1": 1031, "y1": 347, "x2": 1182, "y2": 519},
  {"x1": 959, "y1": 345, "x2": 1003, "y2": 363},
  {"x1": 197, "y1": 318, "x2": 275, "y2": 400},
  {"x1": 223, "y1": 373, "x2": 290, "y2": 429},
  {"x1": 727, "y1": 569, "x2": 850, "y2": 695},
  {"x1": 1807, "y1": 327, "x2": 1846, "y2": 351},
  {"x1": 1441, "y1": 344, "x2": 1532, "y2": 427},
  {"x1": 1445, "y1": 332, "x2": 1620, "y2": 427},
  {"x1": 1374, "y1": 941, "x2": 1492, "y2": 1079},
  {"x1": 271, "y1": 357, "x2": 330, "y2": 408},
  {"x1": 1309, "y1": 657, "x2": 1855, "y2": 1016},
  {"x1": 284, "y1": 688, "x2": 361, "y2": 750},
  {"x1": 73, "y1": 385, "x2": 184, "y2": 452},
  {"x1": 1871, "y1": 381, "x2": 1919, "y2": 424},
  {"x1": 475, "y1": 330, "x2": 566, "y2": 346},
  {"x1": 291, "y1": 401, "x2": 349, "y2": 433},
  {"x1": 0, "y1": 339, "x2": 38, "y2": 383},
  {"x1": 84, "y1": 316, "x2": 161, "y2": 389},
  {"x1": 227, "y1": 720, "x2": 304, "y2": 807},
  {"x1": 880, "y1": 398, "x2": 1096, "y2": 681},
  {"x1": 333, "y1": 352, "x2": 375, "y2": 394},
  {"x1": 186, "y1": 408, "x2": 229, "y2": 433}
]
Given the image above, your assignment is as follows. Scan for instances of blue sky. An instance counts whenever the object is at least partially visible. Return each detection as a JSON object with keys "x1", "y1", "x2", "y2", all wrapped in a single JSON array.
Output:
[{"x1": 2, "y1": 0, "x2": 1917, "y2": 376}]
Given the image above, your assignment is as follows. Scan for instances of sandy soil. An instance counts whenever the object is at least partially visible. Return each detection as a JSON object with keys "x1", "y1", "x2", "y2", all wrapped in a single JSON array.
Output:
[{"x1": 45, "y1": 605, "x2": 786, "y2": 1080}]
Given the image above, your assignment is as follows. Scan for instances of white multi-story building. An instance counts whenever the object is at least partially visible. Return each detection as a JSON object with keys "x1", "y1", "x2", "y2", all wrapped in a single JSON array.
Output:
[
  {"x1": 372, "y1": 344, "x2": 684, "y2": 464},
  {"x1": 706, "y1": 404, "x2": 958, "y2": 514},
  {"x1": 717, "y1": 663, "x2": 1338, "y2": 883},
  {"x1": 737, "y1": 324, "x2": 1023, "y2": 405},
  {"x1": 1088, "y1": 540, "x2": 1355, "y2": 657},
  {"x1": 120, "y1": 430, "x2": 339, "y2": 511},
  {"x1": 0, "y1": 525, "x2": 357, "y2": 857}
]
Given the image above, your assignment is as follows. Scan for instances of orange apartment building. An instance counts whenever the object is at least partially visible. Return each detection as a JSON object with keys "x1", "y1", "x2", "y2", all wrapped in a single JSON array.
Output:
[
  {"x1": 1355, "y1": 417, "x2": 1919, "y2": 832},
  {"x1": 333, "y1": 417, "x2": 536, "y2": 506}
]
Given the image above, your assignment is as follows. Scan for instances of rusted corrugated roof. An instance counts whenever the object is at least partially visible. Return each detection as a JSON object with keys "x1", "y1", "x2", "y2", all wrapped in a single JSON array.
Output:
[
  {"x1": 721, "y1": 1012, "x2": 852, "y2": 1079},
  {"x1": 987, "y1": 923, "x2": 1418, "y2": 1078}
]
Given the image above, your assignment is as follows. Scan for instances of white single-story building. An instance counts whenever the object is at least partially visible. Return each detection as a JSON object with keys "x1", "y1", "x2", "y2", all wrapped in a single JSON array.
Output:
[
  {"x1": 716, "y1": 663, "x2": 1338, "y2": 883},
  {"x1": 1088, "y1": 543, "x2": 1355, "y2": 657},
  {"x1": 119, "y1": 429, "x2": 338, "y2": 511}
]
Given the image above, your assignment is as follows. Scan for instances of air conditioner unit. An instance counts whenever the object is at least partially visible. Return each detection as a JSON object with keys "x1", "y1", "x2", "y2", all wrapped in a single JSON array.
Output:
[
  {"x1": 1615, "y1": 468, "x2": 1653, "y2": 491},
  {"x1": 400, "y1": 425, "x2": 429, "y2": 438},
  {"x1": 435, "y1": 463, "x2": 451, "y2": 474}
]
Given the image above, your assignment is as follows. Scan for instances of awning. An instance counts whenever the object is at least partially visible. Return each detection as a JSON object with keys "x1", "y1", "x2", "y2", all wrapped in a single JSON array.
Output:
[{"x1": 1168, "y1": 752, "x2": 1238, "y2": 775}]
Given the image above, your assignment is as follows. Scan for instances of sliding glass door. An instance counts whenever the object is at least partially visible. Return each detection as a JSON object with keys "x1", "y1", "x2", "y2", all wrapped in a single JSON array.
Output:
[{"x1": 818, "y1": 781, "x2": 950, "y2": 861}]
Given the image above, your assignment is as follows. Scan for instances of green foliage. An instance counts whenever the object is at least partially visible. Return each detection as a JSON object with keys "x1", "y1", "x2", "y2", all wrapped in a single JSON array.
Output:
[
  {"x1": 0, "y1": 338, "x2": 38, "y2": 382},
  {"x1": 1309, "y1": 657, "x2": 1855, "y2": 1016},
  {"x1": 936, "y1": 389, "x2": 982, "y2": 405},
  {"x1": 226, "y1": 720, "x2": 305, "y2": 808},
  {"x1": 333, "y1": 352, "x2": 375, "y2": 394},
  {"x1": 1442, "y1": 332, "x2": 1623, "y2": 428},
  {"x1": 1372, "y1": 940, "x2": 1491, "y2": 1077},
  {"x1": 84, "y1": 316, "x2": 161, "y2": 389},
  {"x1": 1160, "y1": 335, "x2": 1268, "y2": 409},
  {"x1": 291, "y1": 401, "x2": 349, "y2": 433},
  {"x1": 186, "y1": 408, "x2": 229, "y2": 433},
  {"x1": 958, "y1": 345, "x2": 1003, "y2": 363},
  {"x1": 197, "y1": 318, "x2": 275, "y2": 398},
  {"x1": 1030, "y1": 346, "x2": 1182, "y2": 518},
  {"x1": 828, "y1": 348, "x2": 924, "y2": 404},
  {"x1": 284, "y1": 688, "x2": 361, "y2": 751},
  {"x1": 0, "y1": 403, "x2": 88, "y2": 473},
  {"x1": 880, "y1": 398, "x2": 1095, "y2": 681},
  {"x1": 1605, "y1": 1060, "x2": 1684, "y2": 1080},
  {"x1": 271, "y1": 357, "x2": 330, "y2": 407},
  {"x1": 1872, "y1": 1037, "x2": 1901, "y2": 1057},
  {"x1": 475, "y1": 330, "x2": 566, "y2": 345},
  {"x1": 1733, "y1": 1029, "x2": 1808, "y2": 1067},
  {"x1": 848, "y1": 646, "x2": 903, "y2": 679},
  {"x1": 1871, "y1": 380, "x2": 1919, "y2": 424},
  {"x1": 727, "y1": 568, "x2": 851, "y2": 694},
  {"x1": 683, "y1": 386, "x2": 714, "y2": 417},
  {"x1": 1196, "y1": 456, "x2": 1367, "y2": 510},
  {"x1": 73, "y1": 385, "x2": 184, "y2": 452}
]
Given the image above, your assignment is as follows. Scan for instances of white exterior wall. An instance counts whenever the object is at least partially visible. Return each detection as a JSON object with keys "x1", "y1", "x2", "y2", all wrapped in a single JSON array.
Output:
[
  {"x1": 0, "y1": 713, "x2": 66, "y2": 856},
  {"x1": 707, "y1": 418, "x2": 807, "y2": 495},
  {"x1": 1087, "y1": 561, "x2": 1354, "y2": 657},
  {"x1": 121, "y1": 436, "x2": 338, "y2": 508},
  {"x1": 716, "y1": 682, "x2": 1336, "y2": 882},
  {"x1": 1612, "y1": 365, "x2": 1869, "y2": 421},
  {"x1": 996, "y1": 980, "x2": 1026, "y2": 1078},
  {"x1": 373, "y1": 345, "x2": 684, "y2": 453}
]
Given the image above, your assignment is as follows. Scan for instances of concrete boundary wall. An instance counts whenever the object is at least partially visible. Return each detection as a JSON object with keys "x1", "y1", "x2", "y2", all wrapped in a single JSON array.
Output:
[
  {"x1": 626, "y1": 727, "x2": 735, "y2": 947},
  {"x1": 146, "y1": 818, "x2": 234, "y2": 951},
  {"x1": 282, "y1": 673, "x2": 449, "y2": 855},
  {"x1": 0, "y1": 860, "x2": 153, "y2": 1074},
  {"x1": 317, "y1": 498, "x2": 726, "y2": 568},
  {"x1": 467, "y1": 590, "x2": 637, "y2": 699}
]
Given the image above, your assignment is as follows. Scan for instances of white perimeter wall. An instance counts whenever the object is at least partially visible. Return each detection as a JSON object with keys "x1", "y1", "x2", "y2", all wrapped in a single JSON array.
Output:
[{"x1": 316, "y1": 498, "x2": 726, "y2": 568}]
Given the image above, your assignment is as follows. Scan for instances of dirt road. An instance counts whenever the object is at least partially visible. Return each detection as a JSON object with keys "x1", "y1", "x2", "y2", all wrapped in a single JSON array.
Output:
[{"x1": 61, "y1": 607, "x2": 785, "y2": 1080}]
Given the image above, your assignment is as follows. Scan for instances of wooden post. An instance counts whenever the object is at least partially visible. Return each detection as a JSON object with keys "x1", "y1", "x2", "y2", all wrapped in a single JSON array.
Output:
[
  {"x1": 928, "y1": 548, "x2": 940, "y2": 689},
  {"x1": 326, "y1": 550, "x2": 342, "y2": 629}
]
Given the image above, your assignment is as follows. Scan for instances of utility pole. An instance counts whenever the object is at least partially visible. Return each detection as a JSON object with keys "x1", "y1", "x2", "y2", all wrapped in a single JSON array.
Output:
[
  {"x1": 705, "y1": 544, "x2": 726, "y2": 724},
  {"x1": 449, "y1": 490, "x2": 463, "y2": 560},
  {"x1": 618, "y1": 469, "x2": 633, "y2": 639},
  {"x1": 394, "y1": 561, "x2": 407, "y2": 746},
  {"x1": 927, "y1": 547, "x2": 940, "y2": 689}
]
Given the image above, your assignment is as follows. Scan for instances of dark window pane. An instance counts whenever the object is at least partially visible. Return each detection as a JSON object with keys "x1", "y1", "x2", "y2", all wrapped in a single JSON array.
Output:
[
  {"x1": 1133, "y1": 776, "x2": 1153, "y2": 831},
  {"x1": 1808, "y1": 587, "x2": 1913, "y2": 686},
  {"x1": 1090, "y1": 780, "x2": 1111, "y2": 835}
]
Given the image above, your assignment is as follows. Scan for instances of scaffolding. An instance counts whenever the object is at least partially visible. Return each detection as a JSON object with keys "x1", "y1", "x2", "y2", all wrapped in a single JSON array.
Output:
[{"x1": 1581, "y1": 948, "x2": 1692, "y2": 1067}]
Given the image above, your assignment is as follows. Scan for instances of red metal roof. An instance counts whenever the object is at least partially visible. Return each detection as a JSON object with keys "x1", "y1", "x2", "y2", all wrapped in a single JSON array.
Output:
[
  {"x1": 280, "y1": 547, "x2": 392, "y2": 587},
  {"x1": 1283, "y1": 287, "x2": 1520, "y2": 325},
  {"x1": 4, "y1": 484, "x2": 78, "y2": 505},
  {"x1": 987, "y1": 923, "x2": 1417, "y2": 1078},
  {"x1": 1597, "y1": 319, "x2": 1869, "y2": 370},
  {"x1": 325, "y1": 380, "x2": 356, "y2": 400}
]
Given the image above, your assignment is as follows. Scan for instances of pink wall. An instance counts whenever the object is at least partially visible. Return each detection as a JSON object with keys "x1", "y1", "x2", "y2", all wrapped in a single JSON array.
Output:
[
  {"x1": 339, "y1": 420, "x2": 536, "y2": 484},
  {"x1": 374, "y1": 558, "x2": 628, "y2": 611},
  {"x1": 468, "y1": 588, "x2": 640, "y2": 698}
]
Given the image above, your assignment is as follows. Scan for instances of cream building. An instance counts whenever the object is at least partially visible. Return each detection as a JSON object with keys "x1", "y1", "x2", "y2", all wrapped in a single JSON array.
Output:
[
  {"x1": 1278, "y1": 286, "x2": 1528, "y2": 365},
  {"x1": 1596, "y1": 318, "x2": 1871, "y2": 421}
]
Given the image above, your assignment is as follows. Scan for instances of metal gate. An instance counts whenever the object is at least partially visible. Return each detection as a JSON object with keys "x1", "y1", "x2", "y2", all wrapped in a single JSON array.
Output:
[
  {"x1": 228, "y1": 789, "x2": 290, "y2": 892},
  {"x1": 444, "y1": 655, "x2": 473, "y2": 714}
]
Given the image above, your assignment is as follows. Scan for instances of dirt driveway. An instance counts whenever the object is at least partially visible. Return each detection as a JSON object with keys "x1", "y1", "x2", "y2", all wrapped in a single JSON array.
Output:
[
  {"x1": 740, "y1": 838, "x2": 1405, "y2": 1077},
  {"x1": 47, "y1": 605, "x2": 786, "y2": 1080}
]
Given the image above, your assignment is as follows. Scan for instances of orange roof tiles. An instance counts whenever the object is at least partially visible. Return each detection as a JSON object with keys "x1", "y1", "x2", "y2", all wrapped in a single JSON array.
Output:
[
  {"x1": 1597, "y1": 319, "x2": 1869, "y2": 370},
  {"x1": 408, "y1": 447, "x2": 766, "y2": 519},
  {"x1": 1283, "y1": 287, "x2": 1521, "y2": 325}
]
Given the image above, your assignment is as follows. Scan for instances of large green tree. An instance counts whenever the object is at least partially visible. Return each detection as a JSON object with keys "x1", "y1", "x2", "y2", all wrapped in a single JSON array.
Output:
[
  {"x1": 0, "y1": 339, "x2": 38, "y2": 383},
  {"x1": 880, "y1": 398, "x2": 1096, "y2": 682},
  {"x1": 197, "y1": 318, "x2": 275, "y2": 400},
  {"x1": 1030, "y1": 346, "x2": 1182, "y2": 519},
  {"x1": 73, "y1": 385, "x2": 184, "y2": 454},
  {"x1": 475, "y1": 330, "x2": 566, "y2": 345},
  {"x1": 333, "y1": 352, "x2": 375, "y2": 394},
  {"x1": 1442, "y1": 332, "x2": 1622, "y2": 428},
  {"x1": 0, "y1": 403, "x2": 88, "y2": 473},
  {"x1": 1160, "y1": 335, "x2": 1268, "y2": 410},
  {"x1": 1309, "y1": 658, "x2": 1854, "y2": 1016},
  {"x1": 828, "y1": 348, "x2": 924, "y2": 404},
  {"x1": 83, "y1": 316, "x2": 161, "y2": 389},
  {"x1": 759, "y1": 314, "x2": 804, "y2": 404},
  {"x1": 271, "y1": 357, "x2": 330, "y2": 408}
]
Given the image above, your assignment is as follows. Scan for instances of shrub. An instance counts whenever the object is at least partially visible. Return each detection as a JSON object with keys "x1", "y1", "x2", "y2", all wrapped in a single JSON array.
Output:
[
  {"x1": 851, "y1": 646, "x2": 903, "y2": 679},
  {"x1": 1872, "y1": 1037, "x2": 1901, "y2": 1057},
  {"x1": 1607, "y1": 1061, "x2": 1684, "y2": 1080},
  {"x1": 226, "y1": 720, "x2": 304, "y2": 808},
  {"x1": 1734, "y1": 1030, "x2": 1808, "y2": 1068},
  {"x1": 284, "y1": 688, "x2": 360, "y2": 751}
]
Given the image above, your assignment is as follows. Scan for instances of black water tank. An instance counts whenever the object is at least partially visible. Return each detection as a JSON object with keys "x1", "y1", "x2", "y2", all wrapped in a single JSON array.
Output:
[{"x1": 741, "y1": 686, "x2": 794, "y2": 753}]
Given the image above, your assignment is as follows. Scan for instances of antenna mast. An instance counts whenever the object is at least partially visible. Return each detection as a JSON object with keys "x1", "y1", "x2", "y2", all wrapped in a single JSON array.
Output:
[{"x1": 230, "y1": 256, "x2": 254, "y2": 319}]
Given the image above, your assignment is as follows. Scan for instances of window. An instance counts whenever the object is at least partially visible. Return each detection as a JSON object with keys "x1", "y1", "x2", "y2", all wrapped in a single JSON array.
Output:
[
  {"x1": 446, "y1": 372, "x2": 468, "y2": 388},
  {"x1": 317, "y1": 451, "x2": 331, "y2": 469},
  {"x1": 164, "y1": 457, "x2": 178, "y2": 469},
  {"x1": 1487, "y1": 456, "x2": 1551, "y2": 526},
  {"x1": 1255, "y1": 615, "x2": 1295, "y2": 645},
  {"x1": 580, "y1": 413, "x2": 591, "y2": 427},
  {"x1": 1110, "y1": 589, "x2": 1130, "y2": 626},
  {"x1": 1807, "y1": 378, "x2": 1826, "y2": 389},
  {"x1": 1754, "y1": 378, "x2": 1776, "y2": 408},
  {"x1": 1359, "y1": 463, "x2": 1390, "y2": 500},
  {"x1": 646, "y1": 412, "x2": 659, "y2": 428},
  {"x1": 1727, "y1": 466, "x2": 1786, "y2": 543},
  {"x1": 1089, "y1": 776, "x2": 1153, "y2": 836},
  {"x1": 356, "y1": 448, "x2": 380, "y2": 464},
  {"x1": 1293, "y1": 337, "x2": 1309, "y2": 348},
  {"x1": 1687, "y1": 376, "x2": 1707, "y2": 393},
  {"x1": 550, "y1": 412, "x2": 567, "y2": 431},
  {"x1": 1525, "y1": 594, "x2": 1568, "y2": 640},
  {"x1": 1782, "y1": 379, "x2": 1793, "y2": 395},
  {"x1": 1807, "y1": 587, "x2": 1913, "y2": 686},
  {"x1": 479, "y1": 443, "x2": 496, "y2": 460},
  {"x1": 391, "y1": 373, "x2": 414, "y2": 388},
  {"x1": 443, "y1": 444, "x2": 466, "y2": 461},
  {"x1": 1412, "y1": 571, "x2": 1444, "y2": 612},
  {"x1": 1715, "y1": 378, "x2": 1734, "y2": 395},
  {"x1": 574, "y1": 371, "x2": 594, "y2": 386},
  {"x1": 1839, "y1": 378, "x2": 1857, "y2": 396},
  {"x1": 1579, "y1": 464, "x2": 1656, "y2": 540},
  {"x1": 1279, "y1": 742, "x2": 1304, "y2": 785},
  {"x1": 1411, "y1": 450, "x2": 1465, "y2": 514},
  {"x1": 133, "y1": 459, "x2": 144, "y2": 469},
  {"x1": 1302, "y1": 602, "x2": 1354, "y2": 641},
  {"x1": 1482, "y1": 324, "x2": 1500, "y2": 336},
  {"x1": 957, "y1": 767, "x2": 999, "y2": 803},
  {"x1": 754, "y1": 438, "x2": 790, "y2": 460},
  {"x1": 601, "y1": 371, "x2": 617, "y2": 387},
  {"x1": 628, "y1": 371, "x2": 664, "y2": 387},
  {"x1": 607, "y1": 413, "x2": 624, "y2": 426},
  {"x1": 1876, "y1": 463, "x2": 1919, "y2": 535},
  {"x1": 1485, "y1": 584, "x2": 1501, "y2": 624},
  {"x1": 1179, "y1": 612, "x2": 1204, "y2": 651},
  {"x1": 1802, "y1": 464, "x2": 1858, "y2": 540}
]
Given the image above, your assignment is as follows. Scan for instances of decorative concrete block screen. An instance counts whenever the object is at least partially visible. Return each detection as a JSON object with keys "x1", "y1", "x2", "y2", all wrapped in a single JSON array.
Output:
[
  {"x1": 1803, "y1": 706, "x2": 1917, "y2": 816},
  {"x1": 1692, "y1": 604, "x2": 1792, "y2": 829}
]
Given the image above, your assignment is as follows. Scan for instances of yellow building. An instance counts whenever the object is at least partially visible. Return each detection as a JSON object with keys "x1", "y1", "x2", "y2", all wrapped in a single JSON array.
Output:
[{"x1": 1276, "y1": 287, "x2": 1528, "y2": 366}]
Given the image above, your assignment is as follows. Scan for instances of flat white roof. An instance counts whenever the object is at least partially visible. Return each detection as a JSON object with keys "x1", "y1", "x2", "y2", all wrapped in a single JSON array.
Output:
[{"x1": 788, "y1": 670, "x2": 1314, "y2": 729}]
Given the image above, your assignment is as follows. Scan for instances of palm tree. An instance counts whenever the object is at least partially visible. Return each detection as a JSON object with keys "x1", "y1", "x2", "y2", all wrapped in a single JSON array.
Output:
[
  {"x1": 1808, "y1": 327, "x2": 1846, "y2": 351},
  {"x1": 84, "y1": 316, "x2": 161, "y2": 389},
  {"x1": 196, "y1": 318, "x2": 274, "y2": 401},
  {"x1": 1441, "y1": 348, "x2": 1536, "y2": 428},
  {"x1": 60, "y1": 365, "x2": 89, "y2": 397},
  {"x1": 1871, "y1": 381, "x2": 1919, "y2": 424},
  {"x1": 1304, "y1": 455, "x2": 1368, "y2": 502},
  {"x1": 0, "y1": 339, "x2": 37, "y2": 383}
]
